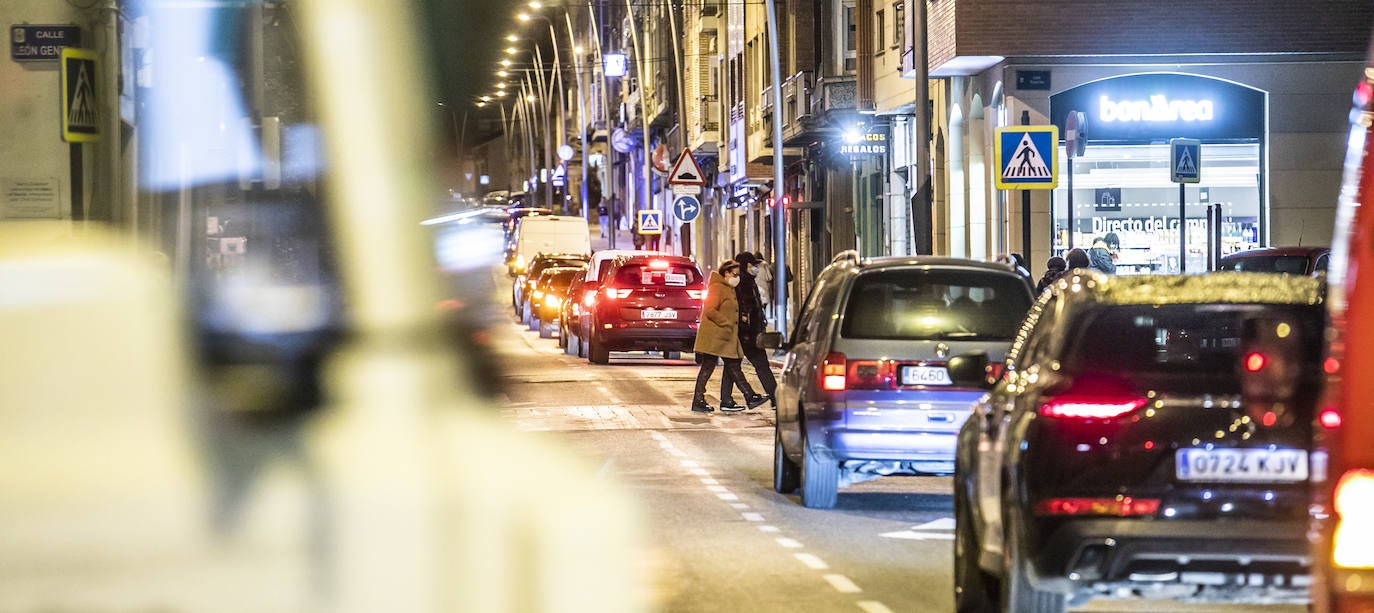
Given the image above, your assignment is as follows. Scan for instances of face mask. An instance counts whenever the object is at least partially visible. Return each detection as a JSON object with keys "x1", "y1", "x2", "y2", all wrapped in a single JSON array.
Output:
[{"x1": 726, "y1": 276, "x2": 741, "y2": 287}]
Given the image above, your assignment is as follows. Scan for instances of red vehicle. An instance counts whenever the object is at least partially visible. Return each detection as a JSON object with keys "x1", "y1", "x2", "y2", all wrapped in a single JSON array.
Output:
[
  {"x1": 1313, "y1": 40, "x2": 1374, "y2": 613},
  {"x1": 583, "y1": 255, "x2": 704, "y2": 364}
]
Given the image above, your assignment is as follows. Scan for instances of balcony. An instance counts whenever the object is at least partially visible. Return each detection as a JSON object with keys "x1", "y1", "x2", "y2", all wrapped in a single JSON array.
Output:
[
  {"x1": 814, "y1": 75, "x2": 857, "y2": 116},
  {"x1": 687, "y1": 97, "x2": 721, "y2": 155}
]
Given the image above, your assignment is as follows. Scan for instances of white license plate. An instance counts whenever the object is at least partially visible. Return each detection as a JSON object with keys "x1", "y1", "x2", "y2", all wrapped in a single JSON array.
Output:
[
  {"x1": 900, "y1": 365, "x2": 952, "y2": 386},
  {"x1": 641, "y1": 309, "x2": 677, "y2": 320},
  {"x1": 1175, "y1": 448, "x2": 1308, "y2": 482}
]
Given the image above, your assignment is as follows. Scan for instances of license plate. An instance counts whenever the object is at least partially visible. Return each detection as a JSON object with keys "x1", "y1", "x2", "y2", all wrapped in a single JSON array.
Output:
[
  {"x1": 641, "y1": 309, "x2": 677, "y2": 320},
  {"x1": 900, "y1": 365, "x2": 952, "y2": 386},
  {"x1": 1175, "y1": 448, "x2": 1308, "y2": 482}
]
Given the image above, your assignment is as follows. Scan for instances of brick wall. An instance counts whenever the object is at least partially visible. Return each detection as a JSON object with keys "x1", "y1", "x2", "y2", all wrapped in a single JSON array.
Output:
[{"x1": 928, "y1": 0, "x2": 1371, "y2": 66}]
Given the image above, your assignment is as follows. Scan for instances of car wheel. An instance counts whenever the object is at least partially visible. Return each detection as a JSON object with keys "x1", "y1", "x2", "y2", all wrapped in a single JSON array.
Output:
[
  {"x1": 663, "y1": 351, "x2": 682, "y2": 360},
  {"x1": 799, "y1": 434, "x2": 838, "y2": 509},
  {"x1": 527, "y1": 310, "x2": 539, "y2": 331},
  {"x1": 588, "y1": 334, "x2": 610, "y2": 365},
  {"x1": 558, "y1": 321, "x2": 569, "y2": 349},
  {"x1": 1000, "y1": 510, "x2": 1067, "y2": 613},
  {"x1": 575, "y1": 331, "x2": 587, "y2": 358},
  {"x1": 773, "y1": 427, "x2": 800, "y2": 494},
  {"x1": 954, "y1": 467, "x2": 998, "y2": 613},
  {"x1": 538, "y1": 320, "x2": 553, "y2": 339},
  {"x1": 521, "y1": 301, "x2": 532, "y2": 326}
]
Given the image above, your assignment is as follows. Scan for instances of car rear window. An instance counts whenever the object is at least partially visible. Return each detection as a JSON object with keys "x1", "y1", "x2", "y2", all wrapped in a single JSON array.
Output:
[
  {"x1": 543, "y1": 269, "x2": 580, "y2": 291},
  {"x1": 840, "y1": 269, "x2": 1032, "y2": 340},
  {"x1": 1219, "y1": 255, "x2": 1310, "y2": 274},
  {"x1": 1064, "y1": 303, "x2": 1324, "y2": 393},
  {"x1": 613, "y1": 262, "x2": 702, "y2": 287}
]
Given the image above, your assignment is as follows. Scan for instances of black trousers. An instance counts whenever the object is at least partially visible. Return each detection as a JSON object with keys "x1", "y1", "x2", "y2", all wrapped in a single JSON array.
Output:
[
  {"x1": 693, "y1": 353, "x2": 755, "y2": 405},
  {"x1": 721, "y1": 342, "x2": 777, "y2": 401}
]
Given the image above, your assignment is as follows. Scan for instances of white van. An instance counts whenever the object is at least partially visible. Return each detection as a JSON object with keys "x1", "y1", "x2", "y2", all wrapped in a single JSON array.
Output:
[{"x1": 509, "y1": 216, "x2": 590, "y2": 275}]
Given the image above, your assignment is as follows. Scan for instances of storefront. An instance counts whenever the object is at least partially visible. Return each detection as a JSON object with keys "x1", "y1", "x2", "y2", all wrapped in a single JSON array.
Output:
[{"x1": 1049, "y1": 73, "x2": 1266, "y2": 273}]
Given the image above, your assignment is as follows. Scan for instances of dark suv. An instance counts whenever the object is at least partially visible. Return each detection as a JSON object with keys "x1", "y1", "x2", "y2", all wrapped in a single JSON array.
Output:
[
  {"x1": 769, "y1": 253, "x2": 1033, "y2": 508},
  {"x1": 583, "y1": 255, "x2": 704, "y2": 364},
  {"x1": 951, "y1": 271, "x2": 1324, "y2": 612}
]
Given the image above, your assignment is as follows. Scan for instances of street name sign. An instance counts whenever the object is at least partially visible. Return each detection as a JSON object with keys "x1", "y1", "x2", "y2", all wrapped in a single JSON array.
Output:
[{"x1": 11, "y1": 25, "x2": 80, "y2": 61}]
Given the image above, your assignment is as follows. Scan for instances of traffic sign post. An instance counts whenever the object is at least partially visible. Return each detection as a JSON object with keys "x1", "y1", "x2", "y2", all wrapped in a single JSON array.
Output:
[
  {"x1": 672, "y1": 195, "x2": 700, "y2": 223},
  {"x1": 1170, "y1": 138, "x2": 1202, "y2": 273},
  {"x1": 1063, "y1": 111, "x2": 1086, "y2": 249}
]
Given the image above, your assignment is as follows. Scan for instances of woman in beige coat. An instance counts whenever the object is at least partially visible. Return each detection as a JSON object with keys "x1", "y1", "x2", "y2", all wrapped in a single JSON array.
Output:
[{"x1": 691, "y1": 260, "x2": 761, "y2": 413}]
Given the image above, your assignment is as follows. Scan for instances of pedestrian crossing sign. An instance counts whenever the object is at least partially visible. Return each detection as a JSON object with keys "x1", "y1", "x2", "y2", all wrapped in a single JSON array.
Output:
[
  {"x1": 636, "y1": 209, "x2": 663, "y2": 234},
  {"x1": 995, "y1": 126, "x2": 1058, "y2": 189},
  {"x1": 1170, "y1": 138, "x2": 1201, "y2": 184},
  {"x1": 60, "y1": 47, "x2": 99, "y2": 143}
]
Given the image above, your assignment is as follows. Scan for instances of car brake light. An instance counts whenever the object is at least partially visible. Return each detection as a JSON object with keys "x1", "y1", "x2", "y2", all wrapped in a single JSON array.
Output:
[
  {"x1": 1244, "y1": 351, "x2": 1267, "y2": 372},
  {"x1": 649, "y1": 259, "x2": 670, "y2": 269},
  {"x1": 847, "y1": 359, "x2": 896, "y2": 390},
  {"x1": 1038, "y1": 375, "x2": 1148, "y2": 419},
  {"x1": 1035, "y1": 497, "x2": 1160, "y2": 517},
  {"x1": 687, "y1": 289, "x2": 705, "y2": 300},
  {"x1": 582, "y1": 290, "x2": 598, "y2": 307},
  {"x1": 603, "y1": 286, "x2": 631, "y2": 300},
  {"x1": 547, "y1": 296, "x2": 562, "y2": 309},
  {"x1": 1332, "y1": 469, "x2": 1374, "y2": 568},
  {"x1": 821, "y1": 352, "x2": 847, "y2": 391},
  {"x1": 1321, "y1": 408, "x2": 1343, "y2": 429}
]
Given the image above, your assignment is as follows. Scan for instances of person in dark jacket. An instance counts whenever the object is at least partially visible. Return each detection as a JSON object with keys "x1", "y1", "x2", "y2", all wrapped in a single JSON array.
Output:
[
  {"x1": 1036, "y1": 256, "x2": 1068, "y2": 294},
  {"x1": 1065, "y1": 248, "x2": 1091, "y2": 271},
  {"x1": 719, "y1": 252, "x2": 774, "y2": 410},
  {"x1": 1088, "y1": 237, "x2": 1116, "y2": 274},
  {"x1": 691, "y1": 260, "x2": 762, "y2": 413}
]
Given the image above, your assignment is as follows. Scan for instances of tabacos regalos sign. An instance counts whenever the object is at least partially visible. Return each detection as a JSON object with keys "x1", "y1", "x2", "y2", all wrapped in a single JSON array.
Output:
[{"x1": 1051, "y1": 73, "x2": 1264, "y2": 142}]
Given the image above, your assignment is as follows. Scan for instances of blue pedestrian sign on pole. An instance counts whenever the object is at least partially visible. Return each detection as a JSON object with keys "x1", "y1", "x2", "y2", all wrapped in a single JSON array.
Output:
[
  {"x1": 636, "y1": 210, "x2": 663, "y2": 234},
  {"x1": 1170, "y1": 138, "x2": 1201, "y2": 183},
  {"x1": 994, "y1": 126, "x2": 1059, "y2": 189},
  {"x1": 673, "y1": 195, "x2": 700, "y2": 222}
]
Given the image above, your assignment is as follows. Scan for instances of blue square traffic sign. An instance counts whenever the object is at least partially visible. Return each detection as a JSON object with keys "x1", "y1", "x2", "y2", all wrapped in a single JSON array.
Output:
[
  {"x1": 1170, "y1": 138, "x2": 1201, "y2": 184},
  {"x1": 995, "y1": 126, "x2": 1058, "y2": 189}
]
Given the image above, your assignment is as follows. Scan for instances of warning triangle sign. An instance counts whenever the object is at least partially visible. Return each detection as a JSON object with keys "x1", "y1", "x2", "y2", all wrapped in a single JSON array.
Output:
[
  {"x1": 1002, "y1": 133, "x2": 1050, "y2": 178},
  {"x1": 1176, "y1": 148, "x2": 1196, "y2": 175},
  {"x1": 668, "y1": 148, "x2": 707, "y2": 186}
]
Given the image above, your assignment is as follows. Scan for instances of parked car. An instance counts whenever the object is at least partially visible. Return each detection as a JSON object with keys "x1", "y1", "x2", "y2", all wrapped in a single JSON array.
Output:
[
  {"x1": 1218, "y1": 246, "x2": 1330, "y2": 275},
  {"x1": 952, "y1": 270, "x2": 1324, "y2": 612},
  {"x1": 559, "y1": 271, "x2": 590, "y2": 356},
  {"x1": 583, "y1": 254, "x2": 704, "y2": 364},
  {"x1": 767, "y1": 253, "x2": 1034, "y2": 509},
  {"x1": 531, "y1": 267, "x2": 582, "y2": 339},
  {"x1": 1311, "y1": 42, "x2": 1374, "y2": 613},
  {"x1": 564, "y1": 249, "x2": 660, "y2": 353},
  {"x1": 512, "y1": 252, "x2": 588, "y2": 323}
]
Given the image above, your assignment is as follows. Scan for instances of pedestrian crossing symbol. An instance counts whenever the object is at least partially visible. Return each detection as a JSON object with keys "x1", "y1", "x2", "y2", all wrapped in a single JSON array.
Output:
[
  {"x1": 636, "y1": 209, "x2": 663, "y2": 235},
  {"x1": 995, "y1": 126, "x2": 1057, "y2": 189},
  {"x1": 60, "y1": 47, "x2": 99, "y2": 143},
  {"x1": 1170, "y1": 138, "x2": 1201, "y2": 184}
]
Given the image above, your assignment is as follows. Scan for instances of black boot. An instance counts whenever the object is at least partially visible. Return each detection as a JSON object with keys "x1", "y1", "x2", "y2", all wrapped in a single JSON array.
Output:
[
  {"x1": 719, "y1": 398, "x2": 744, "y2": 412},
  {"x1": 691, "y1": 399, "x2": 715, "y2": 413},
  {"x1": 744, "y1": 393, "x2": 769, "y2": 410}
]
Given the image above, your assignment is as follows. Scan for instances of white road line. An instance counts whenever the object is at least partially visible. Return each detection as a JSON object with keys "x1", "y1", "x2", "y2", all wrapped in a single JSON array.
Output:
[
  {"x1": 729, "y1": 503, "x2": 749, "y2": 510},
  {"x1": 716, "y1": 493, "x2": 739, "y2": 501},
  {"x1": 667, "y1": 449, "x2": 687, "y2": 457},
  {"x1": 648, "y1": 431, "x2": 667, "y2": 441},
  {"x1": 689, "y1": 468, "x2": 709, "y2": 476},
  {"x1": 856, "y1": 601, "x2": 895, "y2": 613},
  {"x1": 775, "y1": 537, "x2": 803, "y2": 549},
  {"x1": 759, "y1": 525, "x2": 780, "y2": 533},
  {"x1": 699, "y1": 478, "x2": 719, "y2": 485},
  {"x1": 741, "y1": 512, "x2": 765, "y2": 522},
  {"x1": 794, "y1": 553, "x2": 829, "y2": 570},
  {"x1": 706, "y1": 485, "x2": 728, "y2": 493},
  {"x1": 822, "y1": 574, "x2": 862, "y2": 593}
]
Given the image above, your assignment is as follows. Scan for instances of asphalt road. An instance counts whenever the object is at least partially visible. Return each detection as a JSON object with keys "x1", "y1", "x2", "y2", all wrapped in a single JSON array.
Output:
[{"x1": 491, "y1": 301, "x2": 1307, "y2": 613}]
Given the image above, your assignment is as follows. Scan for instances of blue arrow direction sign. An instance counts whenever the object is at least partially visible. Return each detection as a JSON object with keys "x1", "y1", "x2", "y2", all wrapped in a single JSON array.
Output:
[
  {"x1": 1170, "y1": 138, "x2": 1201, "y2": 184},
  {"x1": 673, "y1": 195, "x2": 700, "y2": 222},
  {"x1": 994, "y1": 126, "x2": 1058, "y2": 190},
  {"x1": 636, "y1": 210, "x2": 663, "y2": 234}
]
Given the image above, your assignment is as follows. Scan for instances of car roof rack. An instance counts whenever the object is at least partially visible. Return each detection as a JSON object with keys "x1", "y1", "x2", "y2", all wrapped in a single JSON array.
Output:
[{"x1": 830, "y1": 249, "x2": 862, "y2": 266}]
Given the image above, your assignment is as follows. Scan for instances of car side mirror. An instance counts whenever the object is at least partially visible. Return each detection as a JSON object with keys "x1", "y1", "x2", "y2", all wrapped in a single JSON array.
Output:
[
  {"x1": 947, "y1": 352, "x2": 993, "y2": 389},
  {"x1": 756, "y1": 331, "x2": 783, "y2": 349}
]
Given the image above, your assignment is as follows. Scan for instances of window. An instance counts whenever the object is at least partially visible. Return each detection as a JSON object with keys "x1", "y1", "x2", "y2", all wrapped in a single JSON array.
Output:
[
  {"x1": 840, "y1": 270, "x2": 1033, "y2": 341},
  {"x1": 893, "y1": 2, "x2": 904, "y2": 49},
  {"x1": 843, "y1": 3, "x2": 857, "y2": 73},
  {"x1": 875, "y1": 10, "x2": 885, "y2": 53}
]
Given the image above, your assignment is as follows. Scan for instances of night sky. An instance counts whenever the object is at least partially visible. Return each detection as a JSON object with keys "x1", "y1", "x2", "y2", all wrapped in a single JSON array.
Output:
[{"x1": 421, "y1": 0, "x2": 508, "y2": 146}]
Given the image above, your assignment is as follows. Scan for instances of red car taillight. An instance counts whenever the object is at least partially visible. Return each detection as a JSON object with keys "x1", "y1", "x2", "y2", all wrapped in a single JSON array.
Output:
[
  {"x1": 1035, "y1": 497, "x2": 1160, "y2": 517},
  {"x1": 602, "y1": 286, "x2": 631, "y2": 300},
  {"x1": 847, "y1": 359, "x2": 896, "y2": 390},
  {"x1": 1038, "y1": 376, "x2": 1148, "y2": 419},
  {"x1": 1332, "y1": 469, "x2": 1374, "y2": 569},
  {"x1": 687, "y1": 288, "x2": 705, "y2": 300},
  {"x1": 821, "y1": 352, "x2": 847, "y2": 391},
  {"x1": 582, "y1": 289, "x2": 598, "y2": 307}
]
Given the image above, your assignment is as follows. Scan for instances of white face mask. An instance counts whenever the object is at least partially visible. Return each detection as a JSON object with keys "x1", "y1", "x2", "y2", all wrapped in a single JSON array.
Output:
[{"x1": 726, "y1": 276, "x2": 741, "y2": 287}]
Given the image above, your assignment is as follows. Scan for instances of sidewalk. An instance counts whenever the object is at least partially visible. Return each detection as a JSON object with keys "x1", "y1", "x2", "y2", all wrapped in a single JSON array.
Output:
[{"x1": 589, "y1": 219, "x2": 640, "y2": 253}]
